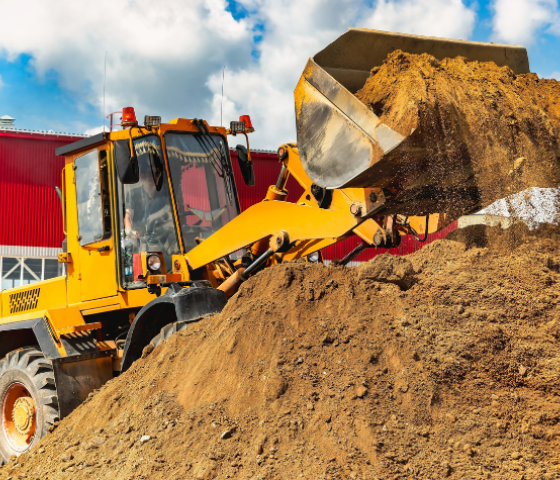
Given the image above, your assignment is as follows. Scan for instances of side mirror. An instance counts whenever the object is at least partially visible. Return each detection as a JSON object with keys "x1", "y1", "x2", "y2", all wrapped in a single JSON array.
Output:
[
  {"x1": 115, "y1": 140, "x2": 139, "y2": 184},
  {"x1": 148, "y1": 150, "x2": 164, "y2": 191},
  {"x1": 236, "y1": 144, "x2": 255, "y2": 186}
]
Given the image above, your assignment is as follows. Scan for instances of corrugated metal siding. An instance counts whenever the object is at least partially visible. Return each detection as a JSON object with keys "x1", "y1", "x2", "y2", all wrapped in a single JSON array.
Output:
[
  {"x1": 0, "y1": 245, "x2": 61, "y2": 258},
  {"x1": 0, "y1": 132, "x2": 83, "y2": 248},
  {"x1": 230, "y1": 150, "x2": 303, "y2": 211}
]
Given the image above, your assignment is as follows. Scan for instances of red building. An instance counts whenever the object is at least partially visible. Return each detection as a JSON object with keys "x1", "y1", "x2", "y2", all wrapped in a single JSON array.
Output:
[
  {"x1": 0, "y1": 125, "x2": 455, "y2": 290},
  {"x1": 0, "y1": 127, "x2": 85, "y2": 289}
]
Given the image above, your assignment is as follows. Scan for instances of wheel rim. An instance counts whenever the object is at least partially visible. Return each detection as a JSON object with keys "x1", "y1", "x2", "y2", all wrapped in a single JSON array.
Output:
[{"x1": 2, "y1": 383, "x2": 36, "y2": 451}]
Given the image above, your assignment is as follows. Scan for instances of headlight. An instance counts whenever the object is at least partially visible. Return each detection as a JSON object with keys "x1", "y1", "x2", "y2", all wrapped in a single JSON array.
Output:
[
  {"x1": 147, "y1": 254, "x2": 161, "y2": 272},
  {"x1": 308, "y1": 251, "x2": 320, "y2": 263}
]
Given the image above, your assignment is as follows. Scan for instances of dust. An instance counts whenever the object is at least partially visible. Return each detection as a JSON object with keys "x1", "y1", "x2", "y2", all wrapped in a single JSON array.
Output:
[
  {"x1": 4, "y1": 229, "x2": 560, "y2": 479},
  {"x1": 355, "y1": 50, "x2": 560, "y2": 218}
]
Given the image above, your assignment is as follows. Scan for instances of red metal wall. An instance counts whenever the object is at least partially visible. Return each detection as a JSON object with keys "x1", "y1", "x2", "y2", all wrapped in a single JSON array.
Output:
[
  {"x1": 0, "y1": 131, "x2": 84, "y2": 249},
  {"x1": 0, "y1": 135, "x2": 456, "y2": 260},
  {"x1": 0, "y1": 140, "x2": 295, "y2": 250},
  {"x1": 230, "y1": 150, "x2": 303, "y2": 211}
]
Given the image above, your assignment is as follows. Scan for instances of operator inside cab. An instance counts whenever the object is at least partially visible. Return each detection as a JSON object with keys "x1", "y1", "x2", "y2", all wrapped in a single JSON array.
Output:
[{"x1": 124, "y1": 161, "x2": 161, "y2": 232}]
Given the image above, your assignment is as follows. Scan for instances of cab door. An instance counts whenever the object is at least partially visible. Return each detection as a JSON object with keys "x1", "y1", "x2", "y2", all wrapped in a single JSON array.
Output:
[{"x1": 74, "y1": 149, "x2": 118, "y2": 302}]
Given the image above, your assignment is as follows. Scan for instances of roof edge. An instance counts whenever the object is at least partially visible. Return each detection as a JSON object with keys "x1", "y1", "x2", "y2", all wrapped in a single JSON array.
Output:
[{"x1": 55, "y1": 132, "x2": 107, "y2": 156}]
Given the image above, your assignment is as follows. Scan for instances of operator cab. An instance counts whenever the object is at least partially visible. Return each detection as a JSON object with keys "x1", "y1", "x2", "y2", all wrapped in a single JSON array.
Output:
[{"x1": 56, "y1": 107, "x2": 255, "y2": 291}]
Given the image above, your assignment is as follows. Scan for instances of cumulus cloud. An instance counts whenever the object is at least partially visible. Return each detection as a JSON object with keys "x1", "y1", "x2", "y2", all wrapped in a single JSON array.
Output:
[
  {"x1": 491, "y1": 0, "x2": 560, "y2": 45},
  {"x1": 208, "y1": 0, "x2": 366, "y2": 149},
  {"x1": 0, "y1": 0, "x2": 478, "y2": 149},
  {"x1": 83, "y1": 125, "x2": 104, "y2": 136},
  {"x1": 0, "y1": 0, "x2": 252, "y2": 133},
  {"x1": 357, "y1": 0, "x2": 476, "y2": 39}
]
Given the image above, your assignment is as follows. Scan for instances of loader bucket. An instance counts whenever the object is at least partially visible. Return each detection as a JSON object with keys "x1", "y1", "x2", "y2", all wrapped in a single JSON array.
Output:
[{"x1": 295, "y1": 28, "x2": 530, "y2": 201}]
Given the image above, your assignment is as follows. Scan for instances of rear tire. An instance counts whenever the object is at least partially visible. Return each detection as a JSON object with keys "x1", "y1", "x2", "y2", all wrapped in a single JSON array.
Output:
[{"x1": 0, "y1": 347, "x2": 59, "y2": 462}]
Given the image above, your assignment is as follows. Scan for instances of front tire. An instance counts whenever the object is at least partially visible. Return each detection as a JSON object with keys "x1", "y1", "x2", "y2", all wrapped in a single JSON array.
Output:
[
  {"x1": 149, "y1": 320, "x2": 190, "y2": 348},
  {"x1": 0, "y1": 347, "x2": 59, "y2": 462}
]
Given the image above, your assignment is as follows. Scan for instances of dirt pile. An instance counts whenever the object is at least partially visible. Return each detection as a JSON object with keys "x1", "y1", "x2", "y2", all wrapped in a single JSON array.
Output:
[
  {"x1": 355, "y1": 51, "x2": 560, "y2": 216},
  {"x1": 447, "y1": 221, "x2": 560, "y2": 251},
  {"x1": 2, "y1": 233, "x2": 560, "y2": 479}
]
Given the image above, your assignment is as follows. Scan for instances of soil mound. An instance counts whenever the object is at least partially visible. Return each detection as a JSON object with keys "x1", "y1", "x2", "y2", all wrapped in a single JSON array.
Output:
[
  {"x1": 448, "y1": 222, "x2": 560, "y2": 251},
  {"x1": 3, "y1": 236, "x2": 560, "y2": 479},
  {"x1": 355, "y1": 51, "x2": 560, "y2": 217}
]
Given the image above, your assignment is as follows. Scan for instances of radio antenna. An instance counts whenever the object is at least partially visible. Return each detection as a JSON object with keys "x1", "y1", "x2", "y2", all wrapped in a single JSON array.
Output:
[
  {"x1": 103, "y1": 51, "x2": 107, "y2": 133},
  {"x1": 221, "y1": 65, "x2": 225, "y2": 127}
]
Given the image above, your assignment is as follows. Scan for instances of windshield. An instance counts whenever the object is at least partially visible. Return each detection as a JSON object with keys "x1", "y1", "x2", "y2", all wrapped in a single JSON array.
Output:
[
  {"x1": 115, "y1": 134, "x2": 180, "y2": 288},
  {"x1": 165, "y1": 132, "x2": 239, "y2": 251}
]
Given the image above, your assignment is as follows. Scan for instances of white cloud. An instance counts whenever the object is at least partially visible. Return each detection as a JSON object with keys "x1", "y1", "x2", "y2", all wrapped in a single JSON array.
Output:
[
  {"x1": 0, "y1": 0, "x2": 253, "y2": 135},
  {"x1": 0, "y1": 0, "x2": 478, "y2": 149},
  {"x1": 207, "y1": 0, "x2": 367, "y2": 149},
  {"x1": 357, "y1": 0, "x2": 476, "y2": 39},
  {"x1": 83, "y1": 125, "x2": 104, "y2": 136},
  {"x1": 551, "y1": 71, "x2": 560, "y2": 79},
  {"x1": 491, "y1": 0, "x2": 560, "y2": 45}
]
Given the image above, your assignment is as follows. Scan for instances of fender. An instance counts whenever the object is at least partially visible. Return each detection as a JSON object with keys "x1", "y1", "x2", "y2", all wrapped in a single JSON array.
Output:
[
  {"x1": 120, "y1": 283, "x2": 227, "y2": 372},
  {"x1": 0, "y1": 319, "x2": 48, "y2": 360}
]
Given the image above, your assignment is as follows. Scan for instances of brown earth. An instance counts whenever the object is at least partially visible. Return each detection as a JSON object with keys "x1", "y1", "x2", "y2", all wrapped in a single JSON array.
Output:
[
  {"x1": 3, "y1": 227, "x2": 560, "y2": 480},
  {"x1": 355, "y1": 51, "x2": 560, "y2": 217}
]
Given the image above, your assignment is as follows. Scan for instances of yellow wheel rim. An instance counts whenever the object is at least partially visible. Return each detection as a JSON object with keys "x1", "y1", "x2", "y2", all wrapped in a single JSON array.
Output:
[{"x1": 2, "y1": 383, "x2": 36, "y2": 451}]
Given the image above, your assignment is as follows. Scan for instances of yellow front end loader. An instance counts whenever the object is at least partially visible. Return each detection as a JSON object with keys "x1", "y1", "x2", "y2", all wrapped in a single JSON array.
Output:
[{"x1": 0, "y1": 29, "x2": 529, "y2": 460}]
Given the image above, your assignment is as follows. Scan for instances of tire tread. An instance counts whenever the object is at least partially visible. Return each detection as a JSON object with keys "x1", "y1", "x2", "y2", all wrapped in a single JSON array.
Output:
[
  {"x1": 0, "y1": 346, "x2": 60, "y2": 461},
  {"x1": 150, "y1": 321, "x2": 190, "y2": 348}
]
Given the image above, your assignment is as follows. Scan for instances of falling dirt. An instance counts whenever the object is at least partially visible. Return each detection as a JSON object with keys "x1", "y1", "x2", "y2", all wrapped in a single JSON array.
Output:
[
  {"x1": 3, "y1": 225, "x2": 560, "y2": 480},
  {"x1": 354, "y1": 50, "x2": 560, "y2": 218}
]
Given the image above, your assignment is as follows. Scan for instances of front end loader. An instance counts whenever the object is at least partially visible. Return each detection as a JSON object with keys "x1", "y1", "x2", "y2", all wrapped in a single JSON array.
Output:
[{"x1": 0, "y1": 29, "x2": 530, "y2": 460}]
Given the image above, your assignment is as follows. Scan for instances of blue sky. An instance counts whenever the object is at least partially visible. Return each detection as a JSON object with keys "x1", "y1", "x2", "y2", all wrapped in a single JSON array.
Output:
[
  {"x1": 0, "y1": 54, "x2": 99, "y2": 134},
  {"x1": 0, "y1": 0, "x2": 559, "y2": 149}
]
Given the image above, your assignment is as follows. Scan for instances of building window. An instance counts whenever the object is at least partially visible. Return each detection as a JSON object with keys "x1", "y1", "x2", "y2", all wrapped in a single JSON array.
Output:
[{"x1": 0, "y1": 257, "x2": 63, "y2": 290}]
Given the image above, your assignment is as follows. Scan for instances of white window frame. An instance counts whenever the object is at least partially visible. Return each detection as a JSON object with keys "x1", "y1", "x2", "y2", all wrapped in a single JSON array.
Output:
[{"x1": 0, "y1": 256, "x2": 61, "y2": 290}]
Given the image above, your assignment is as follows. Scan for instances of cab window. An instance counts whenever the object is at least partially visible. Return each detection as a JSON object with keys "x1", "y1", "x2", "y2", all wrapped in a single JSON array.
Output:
[
  {"x1": 114, "y1": 136, "x2": 180, "y2": 289},
  {"x1": 75, "y1": 149, "x2": 111, "y2": 246}
]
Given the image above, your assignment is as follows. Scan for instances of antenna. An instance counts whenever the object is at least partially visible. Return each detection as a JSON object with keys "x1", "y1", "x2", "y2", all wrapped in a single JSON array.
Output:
[
  {"x1": 103, "y1": 51, "x2": 107, "y2": 133},
  {"x1": 221, "y1": 66, "x2": 225, "y2": 127}
]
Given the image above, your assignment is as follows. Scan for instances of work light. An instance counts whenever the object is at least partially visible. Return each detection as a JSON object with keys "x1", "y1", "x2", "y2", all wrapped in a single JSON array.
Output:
[{"x1": 147, "y1": 254, "x2": 161, "y2": 272}]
